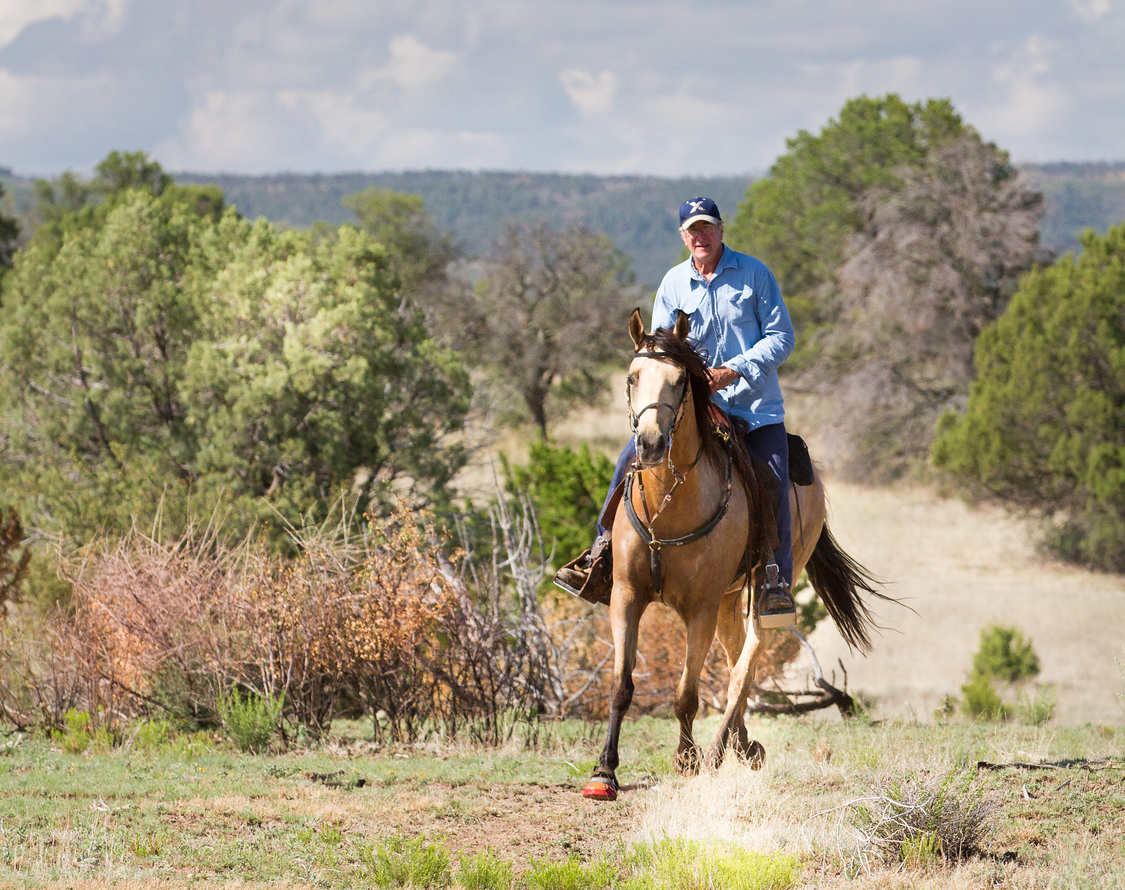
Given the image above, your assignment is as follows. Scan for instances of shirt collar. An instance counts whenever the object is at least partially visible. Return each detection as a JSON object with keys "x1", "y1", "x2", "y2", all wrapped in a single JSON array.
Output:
[{"x1": 688, "y1": 244, "x2": 736, "y2": 282}]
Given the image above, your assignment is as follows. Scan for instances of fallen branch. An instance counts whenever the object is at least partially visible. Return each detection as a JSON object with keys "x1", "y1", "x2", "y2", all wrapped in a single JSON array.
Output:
[
  {"x1": 975, "y1": 761, "x2": 1063, "y2": 772},
  {"x1": 747, "y1": 630, "x2": 855, "y2": 718}
]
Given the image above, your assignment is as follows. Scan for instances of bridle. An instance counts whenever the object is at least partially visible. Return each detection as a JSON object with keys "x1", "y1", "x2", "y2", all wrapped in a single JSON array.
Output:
[
  {"x1": 624, "y1": 349, "x2": 734, "y2": 599},
  {"x1": 626, "y1": 350, "x2": 689, "y2": 442}
]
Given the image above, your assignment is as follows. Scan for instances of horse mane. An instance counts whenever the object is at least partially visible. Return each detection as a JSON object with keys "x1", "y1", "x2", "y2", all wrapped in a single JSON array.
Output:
[{"x1": 635, "y1": 326, "x2": 718, "y2": 459}]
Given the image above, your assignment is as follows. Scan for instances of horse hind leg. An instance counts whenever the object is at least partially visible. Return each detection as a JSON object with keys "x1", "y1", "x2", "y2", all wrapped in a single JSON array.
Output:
[
  {"x1": 709, "y1": 587, "x2": 768, "y2": 771},
  {"x1": 673, "y1": 609, "x2": 719, "y2": 775}
]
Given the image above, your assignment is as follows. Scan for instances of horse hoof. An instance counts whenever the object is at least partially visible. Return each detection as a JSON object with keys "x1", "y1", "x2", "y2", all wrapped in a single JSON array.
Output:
[
  {"x1": 582, "y1": 778, "x2": 618, "y2": 801},
  {"x1": 674, "y1": 747, "x2": 702, "y2": 776},
  {"x1": 746, "y1": 741, "x2": 766, "y2": 770}
]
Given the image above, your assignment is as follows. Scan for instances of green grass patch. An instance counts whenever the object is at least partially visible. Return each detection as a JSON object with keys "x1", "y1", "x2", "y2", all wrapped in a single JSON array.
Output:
[
  {"x1": 618, "y1": 838, "x2": 800, "y2": 890},
  {"x1": 362, "y1": 835, "x2": 452, "y2": 888}
]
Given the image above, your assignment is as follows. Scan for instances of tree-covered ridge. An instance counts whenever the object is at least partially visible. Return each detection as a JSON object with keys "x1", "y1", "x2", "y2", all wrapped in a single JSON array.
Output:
[
  {"x1": 1022, "y1": 161, "x2": 1125, "y2": 255},
  {"x1": 174, "y1": 170, "x2": 752, "y2": 287},
  {"x1": 3, "y1": 163, "x2": 1122, "y2": 289}
]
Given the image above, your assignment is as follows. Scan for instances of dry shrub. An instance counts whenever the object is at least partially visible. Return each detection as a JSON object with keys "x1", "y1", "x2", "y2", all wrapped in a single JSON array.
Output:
[
  {"x1": 0, "y1": 508, "x2": 31, "y2": 608},
  {"x1": 0, "y1": 502, "x2": 558, "y2": 742},
  {"x1": 808, "y1": 770, "x2": 997, "y2": 874}
]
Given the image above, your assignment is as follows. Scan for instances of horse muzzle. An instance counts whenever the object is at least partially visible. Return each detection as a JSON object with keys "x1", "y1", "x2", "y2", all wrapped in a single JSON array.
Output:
[{"x1": 635, "y1": 431, "x2": 668, "y2": 467}]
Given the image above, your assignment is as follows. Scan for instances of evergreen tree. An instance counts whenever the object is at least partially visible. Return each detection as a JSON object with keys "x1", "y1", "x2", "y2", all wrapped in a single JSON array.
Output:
[
  {"x1": 0, "y1": 157, "x2": 472, "y2": 545},
  {"x1": 933, "y1": 224, "x2": 1125, "y2": 570}
]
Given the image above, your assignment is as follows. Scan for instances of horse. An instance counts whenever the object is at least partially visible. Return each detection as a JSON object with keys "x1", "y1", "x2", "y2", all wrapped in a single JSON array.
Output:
[{"x1": 583, "y1": 308, "x2": 884, "y2": 801}]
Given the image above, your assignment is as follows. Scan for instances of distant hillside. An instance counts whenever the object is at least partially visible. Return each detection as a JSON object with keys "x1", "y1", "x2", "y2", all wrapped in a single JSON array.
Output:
[
  {"x1": 173, "y1": 170, "x2": 752, "y2": 287},
  {"x1": 1022, "y1": 161, "x2": 1125, "y2": 254},
  {"x1": 5, "y1": 164, "x2": 1123, "y2": 286}
]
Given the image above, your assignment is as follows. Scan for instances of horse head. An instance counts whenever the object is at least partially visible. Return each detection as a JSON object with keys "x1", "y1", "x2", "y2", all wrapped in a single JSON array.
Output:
[{"x1": 627, "y1": 308, "x2": 693, "y2": 467}]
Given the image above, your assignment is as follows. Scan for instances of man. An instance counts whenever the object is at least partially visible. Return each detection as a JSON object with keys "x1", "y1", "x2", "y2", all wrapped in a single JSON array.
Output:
[{"x1": 555, "y1": 197, "x2": 797, "y2": 626}]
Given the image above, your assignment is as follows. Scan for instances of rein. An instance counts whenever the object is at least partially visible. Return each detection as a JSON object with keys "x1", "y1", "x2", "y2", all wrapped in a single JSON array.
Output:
[{"x1": 625, "y1": 350, "x2": 734, "y2": 600}]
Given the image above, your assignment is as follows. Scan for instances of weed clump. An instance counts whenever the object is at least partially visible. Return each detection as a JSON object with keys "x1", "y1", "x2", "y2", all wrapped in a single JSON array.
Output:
[
  {"x1": 362, "y1": 835, "x2": 452, "y2": 889},
  {"x1": 217, "y1": 689, "x2": 284, "y2": 753},
  {"x1": 827, "y1": 770, "x2": 996, "y2": 871},
  {"x1": 618, "y1": 838, "x2": 800, "y2": 890},
  {"x1": 457, "y1": 850, "x2": 513, "y2": 890}
]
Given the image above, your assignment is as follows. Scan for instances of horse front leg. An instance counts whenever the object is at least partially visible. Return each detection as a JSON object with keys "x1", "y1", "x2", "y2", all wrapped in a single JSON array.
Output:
[
  {"x1": 708, "y1": 593, "x2": 767, "y2": 771},
  {"x1": 673, "y1": 609, "x2": 719, "y2": 775},
  {"x1": 585, "y1": 590, "x2": 645, "y2": 801}
]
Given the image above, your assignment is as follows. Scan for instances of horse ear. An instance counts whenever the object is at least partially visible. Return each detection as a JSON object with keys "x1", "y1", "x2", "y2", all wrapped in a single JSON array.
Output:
[
  {"x1": 628, "y1": 308, "x2": 645, "y2": 350},
  {"x1": 673, "y1": 309, "x2": 690, "y2": 342}
]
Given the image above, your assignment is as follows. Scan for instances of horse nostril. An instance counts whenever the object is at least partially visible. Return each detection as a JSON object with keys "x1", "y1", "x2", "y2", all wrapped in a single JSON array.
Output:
[{"x1": 638, "y1": 433, "x2": 666, "y2": 462}]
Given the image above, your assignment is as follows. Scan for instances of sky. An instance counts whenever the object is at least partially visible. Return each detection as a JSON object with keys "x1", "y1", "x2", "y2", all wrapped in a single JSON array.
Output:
[{"x1": 0, "y1": 0, "x2": 1122, "y2": 178}]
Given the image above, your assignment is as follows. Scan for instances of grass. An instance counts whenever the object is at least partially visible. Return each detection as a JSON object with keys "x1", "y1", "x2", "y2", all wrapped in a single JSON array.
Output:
[{"x1": 0, "y1": 716, "x2": 1120, "y2": 888}]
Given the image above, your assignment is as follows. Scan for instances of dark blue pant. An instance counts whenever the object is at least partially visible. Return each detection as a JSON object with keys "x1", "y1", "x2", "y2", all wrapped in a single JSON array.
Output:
[{"x1": 598, "y1": 422, "x2": 793, "y2": 589}]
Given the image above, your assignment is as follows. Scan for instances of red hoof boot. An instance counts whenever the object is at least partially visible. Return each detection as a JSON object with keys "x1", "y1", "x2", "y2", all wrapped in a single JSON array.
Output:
[{"x1": 582, "y1": 776, "x2": 618, "y2": 801}]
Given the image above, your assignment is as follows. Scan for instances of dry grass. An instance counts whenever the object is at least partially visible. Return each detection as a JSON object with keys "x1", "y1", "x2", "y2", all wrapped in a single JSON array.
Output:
[{"x1": 801, "y1": 482, "x2": 1125, "y2": 725}]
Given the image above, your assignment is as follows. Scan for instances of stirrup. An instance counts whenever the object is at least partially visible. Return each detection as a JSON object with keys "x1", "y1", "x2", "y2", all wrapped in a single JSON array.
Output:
[
  {"x1": 553, "y1": 536, "x2": 612, "y2": 605},
  {"x1": 758, "y1": 563, "x2": 796, "y2": 628}
]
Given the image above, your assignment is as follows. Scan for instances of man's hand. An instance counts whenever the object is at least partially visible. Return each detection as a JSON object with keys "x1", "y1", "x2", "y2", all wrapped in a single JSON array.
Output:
[{"x1": 706, "y1": 366, "x2": 740, "y2": 393}]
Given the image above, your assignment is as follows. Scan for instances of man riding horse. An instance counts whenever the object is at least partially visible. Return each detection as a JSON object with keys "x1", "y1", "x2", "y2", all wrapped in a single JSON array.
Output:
[{"x1": 556, "y1": 197, "x2": 797, "y2": 626}]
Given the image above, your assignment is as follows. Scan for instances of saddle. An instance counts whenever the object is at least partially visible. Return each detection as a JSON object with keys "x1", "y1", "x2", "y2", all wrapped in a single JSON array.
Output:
[{"x1": 598, "y1": 413, "x2": 815, "y2": 535}]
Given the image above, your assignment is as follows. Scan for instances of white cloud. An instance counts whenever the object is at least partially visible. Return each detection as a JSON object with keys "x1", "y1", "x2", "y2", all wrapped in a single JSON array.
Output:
[
  {"x1": 359, "y1": 34, "x2": 459, "y2": 92},
  {"x1": 0, "y1": 67, "x2": 107, "y2": 139},
  {"x1": 1069, "y1": 0, "x2": 1112, "y2": 21},
  {"x1": 156, "y1": 89, "x2": 293, "y2": 171},
  {"x1": 559, "y1": 69, "x2": 617, "y2": 115},
  {"x1": 798, "y1": 55, "x2": 925, "y2": 108},
  {"x1": 279, "y1": 88, "x2": 386, "y2": 157},
  {"x1": 0, "y1": 0, "x2": 128, "y2": 47},
  {"x1": 986, "y1": 35, "x2": 1070, "y2": 138},
  {"x1": 367, "y1": 128, "x2": 506, "y2": 170}
]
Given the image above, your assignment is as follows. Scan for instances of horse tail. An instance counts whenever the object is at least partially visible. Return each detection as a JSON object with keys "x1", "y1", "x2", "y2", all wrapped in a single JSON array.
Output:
[{"x1": 805, "y1": 522, "x2": 887, "y2": 654}]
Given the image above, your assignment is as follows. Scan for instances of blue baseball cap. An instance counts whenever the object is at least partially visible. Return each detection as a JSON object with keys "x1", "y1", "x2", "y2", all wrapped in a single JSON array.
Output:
[{"x1": 679, "y1": 197, "x2": 722, "y2": 231}]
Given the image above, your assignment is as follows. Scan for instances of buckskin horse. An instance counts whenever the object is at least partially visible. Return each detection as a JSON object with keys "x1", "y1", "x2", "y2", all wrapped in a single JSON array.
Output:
[{"x1": 583, "y1": 309, "x2": 885, "y2": 801}]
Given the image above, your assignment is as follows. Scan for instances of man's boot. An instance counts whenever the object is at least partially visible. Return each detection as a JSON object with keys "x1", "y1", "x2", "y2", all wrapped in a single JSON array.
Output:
[
  {"x1": 553, "y1": 534, "x2": 613, "y2": 605},
  {"x1": 758, "y1": 563, "x2": 796, "y2": 628}
]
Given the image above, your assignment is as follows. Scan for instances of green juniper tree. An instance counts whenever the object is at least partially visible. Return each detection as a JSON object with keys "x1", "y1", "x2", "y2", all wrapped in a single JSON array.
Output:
[
  {"x1": 0, "y1": 154, "x2": 472, "y2": 545},
  {"x1": 933, "y1": 224, "x2": 1125, "y2": 570},
  {"x1": 728, "y1": 96, "x2": 1043, "y2": 480}
]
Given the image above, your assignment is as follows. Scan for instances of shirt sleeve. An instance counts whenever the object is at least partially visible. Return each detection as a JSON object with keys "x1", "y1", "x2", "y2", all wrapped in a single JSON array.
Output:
[{"x1": 722, "y1": 266, "x2": 795, "y2": 395}]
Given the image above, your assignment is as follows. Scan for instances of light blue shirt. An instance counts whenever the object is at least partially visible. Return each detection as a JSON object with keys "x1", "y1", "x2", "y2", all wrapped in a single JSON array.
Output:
[{"x1": 651, "y1": 244, "x2": 794, "y2": 429}]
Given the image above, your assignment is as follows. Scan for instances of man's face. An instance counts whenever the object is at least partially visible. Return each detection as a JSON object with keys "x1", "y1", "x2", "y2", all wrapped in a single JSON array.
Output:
[{"x1": 681, "y1": 220, "x2": 723, "y2": 269}]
